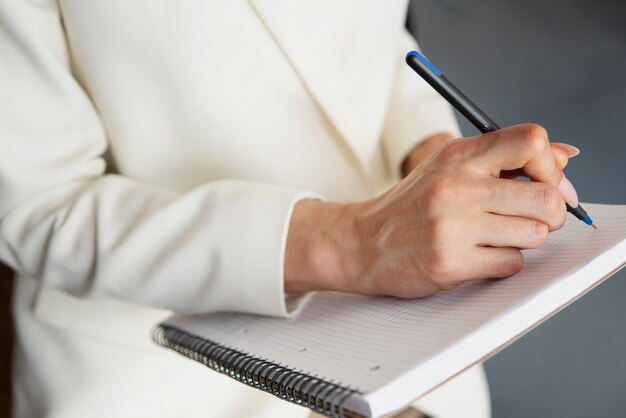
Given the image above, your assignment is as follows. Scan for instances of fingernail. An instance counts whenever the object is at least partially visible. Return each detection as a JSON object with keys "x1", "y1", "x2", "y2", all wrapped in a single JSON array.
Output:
[
  {"x1": 553, "y1": 143, "x2": 580, "y2": 158},
  {"x1": 558, "y1": 175, "x2": 579, "y2": 207}
]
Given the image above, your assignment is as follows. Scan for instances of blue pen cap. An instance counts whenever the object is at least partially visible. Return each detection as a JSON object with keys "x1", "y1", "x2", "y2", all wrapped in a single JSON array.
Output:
[{"x1": 406, "y1": 51, "x2": 443, "y2": 77}]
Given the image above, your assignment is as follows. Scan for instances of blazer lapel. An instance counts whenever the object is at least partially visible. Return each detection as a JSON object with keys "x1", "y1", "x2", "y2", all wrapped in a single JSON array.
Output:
[
  {"x1": 247, "y1": 0, "x2": 362, "y2": 168},
  {"x1": 248, "y1": 0, "x2": 407, "y2": 172}
]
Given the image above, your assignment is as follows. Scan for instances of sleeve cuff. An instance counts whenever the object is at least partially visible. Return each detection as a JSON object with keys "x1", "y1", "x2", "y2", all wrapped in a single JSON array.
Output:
[{"x1": 203, "y1": 180, "x2": 323, "y2": 318}]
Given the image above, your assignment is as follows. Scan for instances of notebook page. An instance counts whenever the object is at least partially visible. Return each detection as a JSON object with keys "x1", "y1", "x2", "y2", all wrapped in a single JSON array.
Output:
[
  {"x1": 365, "y1": 204, "x2": 626, "y2": 416},
  {"x1": 165, "y1": 203, "x2": 626, "y2": 414}
]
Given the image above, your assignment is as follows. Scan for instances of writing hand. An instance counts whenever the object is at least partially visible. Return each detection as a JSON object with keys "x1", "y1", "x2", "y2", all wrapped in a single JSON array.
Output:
[{"x1": 285, "y1": 124, "x2": 575, "y2": 297}]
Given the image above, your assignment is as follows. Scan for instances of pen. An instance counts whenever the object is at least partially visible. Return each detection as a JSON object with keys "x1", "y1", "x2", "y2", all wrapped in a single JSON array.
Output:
[{"x1": 405, "y1": 50, "x2": 596, "y2": 228}]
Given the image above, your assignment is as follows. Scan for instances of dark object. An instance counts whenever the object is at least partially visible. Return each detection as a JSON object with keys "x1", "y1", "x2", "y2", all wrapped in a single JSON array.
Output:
[
  {"x1": 405, "y1": 50, "x2": 595, "y2": 227},
  {"x1": 406, "y1": 50, "x2": 501, "y2": 134},
  {"x1": 153, "y1": 324, "x2": 364, "y2": 418}
]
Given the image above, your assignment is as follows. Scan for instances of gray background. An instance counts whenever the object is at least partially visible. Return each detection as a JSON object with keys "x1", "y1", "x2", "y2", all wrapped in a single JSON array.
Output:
[{"x1": 408, "y1": 0, "x2": 626, "y2": 417}]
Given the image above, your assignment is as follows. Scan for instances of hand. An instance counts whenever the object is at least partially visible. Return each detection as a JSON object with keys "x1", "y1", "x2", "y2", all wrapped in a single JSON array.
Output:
[
  {"x1": 401, "y1": 132, "x2": 456, "y2": 177},
  {"x1": 285, "y1": 124, "x2": 577, "y2": 297},
  {"x1": 401, "y1": 133, "x2": 579, "y2": 178}
]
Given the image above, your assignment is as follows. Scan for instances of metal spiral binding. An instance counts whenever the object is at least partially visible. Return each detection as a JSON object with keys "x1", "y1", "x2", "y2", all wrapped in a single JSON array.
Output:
[{"x1": 153, "y1": 324, "x2": 364, "y2": 418}]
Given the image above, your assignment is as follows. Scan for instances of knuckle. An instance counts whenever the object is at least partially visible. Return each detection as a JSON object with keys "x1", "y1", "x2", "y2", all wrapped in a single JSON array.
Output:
[
  {"x1": 551, "y1": 204, "x2": 567, "y2": 231},
  {"x1": 422, "y1": 176, "x2": 463, "y2": 208},
  {"x1": 520, "y1": 123, "x2": 549, "y2": 155},
  {"x1": 508, "y1": 250, "x2": 524, "y2": 274},
  {"x1": 435, "y1": 141, "x2": 456, "y2": 163},
  {"x1": 424, "y1": 216, "x2": 451, "y2": 243},
  {"x1": 528, "y1": 221, "x2": 549, "y2": 248},
  {"x1": 435, "y1": 139, "x2": 465, "y2": 164},
  {"x1": 424, "y1": 249, "x2": 458, "y2": 283},
  {"x1": 548, "y1": 166, "x2": 564, "y2": 187},
  {"x1": 540, "y1": 185, "x2": 562, "y2": 219}
]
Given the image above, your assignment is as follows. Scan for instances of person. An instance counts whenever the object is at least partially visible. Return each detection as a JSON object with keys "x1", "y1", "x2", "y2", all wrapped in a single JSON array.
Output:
[{"x1": 0, "y1": 1, "x2": 577, "y2": 417}]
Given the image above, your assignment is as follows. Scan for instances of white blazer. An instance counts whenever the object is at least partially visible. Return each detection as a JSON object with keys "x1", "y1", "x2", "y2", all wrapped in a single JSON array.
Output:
[{"x1": 0, "y1": 1, "x2": 490, "y2": 417}]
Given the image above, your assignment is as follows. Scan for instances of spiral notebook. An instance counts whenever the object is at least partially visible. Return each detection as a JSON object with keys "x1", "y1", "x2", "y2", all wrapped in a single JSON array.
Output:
[{"x1": 153, "y1": 203, "x2": 626, "y2": 418}]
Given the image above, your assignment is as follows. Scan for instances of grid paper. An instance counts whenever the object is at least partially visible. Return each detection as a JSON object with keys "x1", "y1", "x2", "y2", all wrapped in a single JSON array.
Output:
[{"x1": 166, "y1": 203, "x2": 626, "y2": 394}]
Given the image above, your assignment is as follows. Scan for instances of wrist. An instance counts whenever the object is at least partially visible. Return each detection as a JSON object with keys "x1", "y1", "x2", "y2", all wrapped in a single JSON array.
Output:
[{"x1": 284, "y1": 199, "x2": 360, "y2": 293}]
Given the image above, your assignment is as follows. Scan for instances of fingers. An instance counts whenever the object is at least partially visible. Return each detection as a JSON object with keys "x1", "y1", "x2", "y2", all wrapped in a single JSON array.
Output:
[
  {"x1": 481, "y1": 177, "x2": 567, "y2": 230},
  {"x1": 491, "y1": 143, "x2": 578, "y2": 179},
  {"x1": 437, "y1": 247, "x2": 523, "y2": 286},
  {"x1": 420, "y1": 212, "x2": 553, "y2": 291},
  {"x1": 472, "y1": 124, "x2": 563, "y2": 187},
  {"x1": 468, "y1": 247, "x2": 524, "y2": 280},
  {"x1": 369, "y1": 127, "x2": 584, "y2": 298},
  {"x1": 423, "y1": 213, "x2": 548, "y2": 291},
  {"x1": 458, "y1": 124, "x2": 582, "y2": 210},
  {"x1": 473, "y1": 213, "x2": 549, "y2": 249}
]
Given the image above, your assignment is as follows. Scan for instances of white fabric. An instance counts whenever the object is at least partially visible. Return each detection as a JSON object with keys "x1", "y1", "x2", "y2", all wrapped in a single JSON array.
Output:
[
  {"x1": 412, "y1": 362, "x2": 491, "y2": 418},
  {"x1": 0, "y1": 0, "x2": 482, "y2": 417}
]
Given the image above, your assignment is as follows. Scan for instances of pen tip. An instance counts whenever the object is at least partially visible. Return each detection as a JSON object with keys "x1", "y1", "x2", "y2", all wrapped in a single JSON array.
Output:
[{"x1": 591, "y1": 223, "x2": 598, "y2": 230}]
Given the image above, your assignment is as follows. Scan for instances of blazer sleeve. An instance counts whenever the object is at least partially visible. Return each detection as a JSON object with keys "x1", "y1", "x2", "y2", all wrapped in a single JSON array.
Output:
[
  {"x1": 381, "y1": 30, "x2": 462, "y2": 177},
  {"x1": 0, "y1": 1, "x2": 318, "y2": 317}
]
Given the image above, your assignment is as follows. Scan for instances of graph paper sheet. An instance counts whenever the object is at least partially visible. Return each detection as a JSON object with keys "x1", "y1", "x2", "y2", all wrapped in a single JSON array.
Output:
[{"x1": 164, "y1": 203, "x2": 626, "y2": 417}]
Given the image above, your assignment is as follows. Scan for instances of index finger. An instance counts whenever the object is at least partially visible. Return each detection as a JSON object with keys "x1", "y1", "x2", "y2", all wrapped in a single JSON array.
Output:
[{"x1": 474, "y1": 124, "x2": 564, "y2": 187}]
